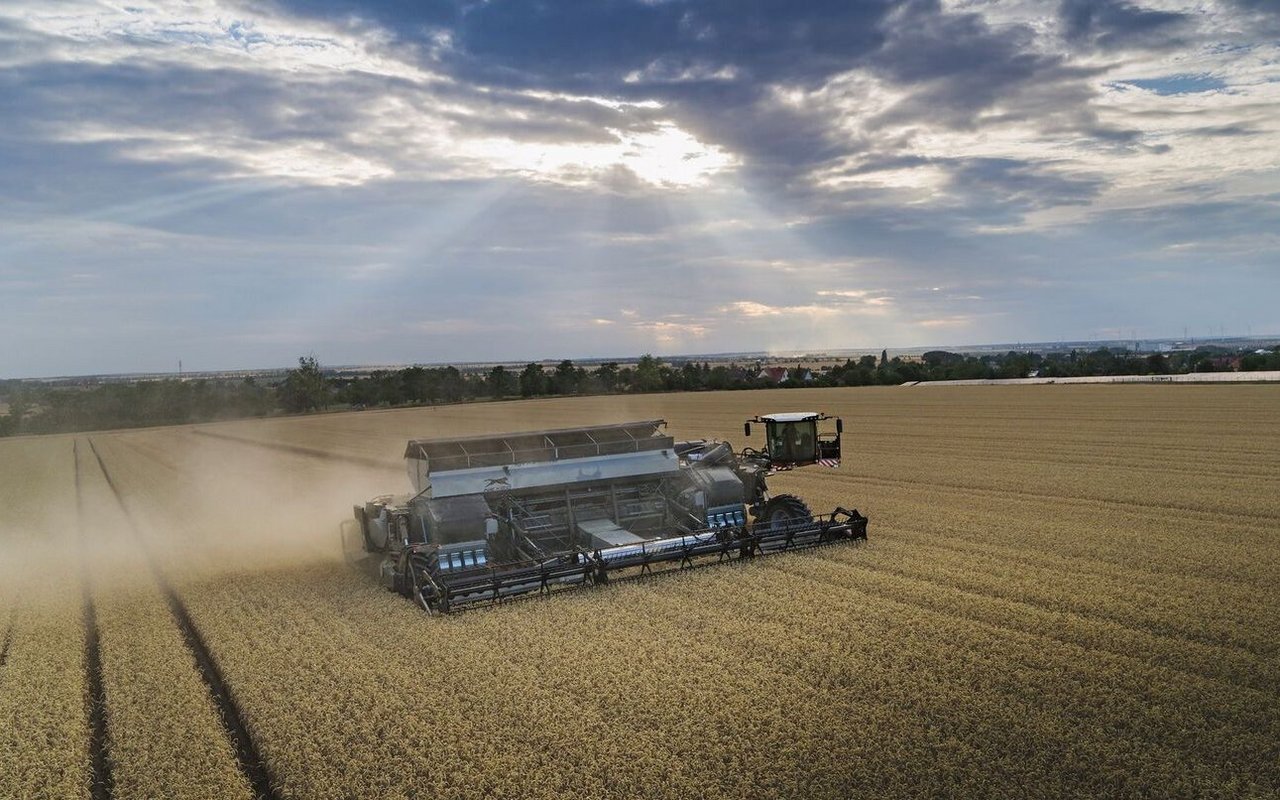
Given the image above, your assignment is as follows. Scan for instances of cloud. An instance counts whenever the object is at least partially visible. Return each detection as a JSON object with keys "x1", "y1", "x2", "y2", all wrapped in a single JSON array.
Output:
[
  {"x1": 630, "y1": 319, "x2": 710, "y2": 346},
  {"x1": 0, "y1": 1, "x2": 737, "y2": 188},
  {"x1": 2, "y1": 0, "x2": 1279, "y2": 375},
  {"x1": 723, "y1": 291, "x2": 893, "y2": 319},
  {"x1": 1058, "y1": 0, "x2": 1189, "y2": 51},
  {"x1": 918, "y1": 315, "x2": 975, "y2": 328}
]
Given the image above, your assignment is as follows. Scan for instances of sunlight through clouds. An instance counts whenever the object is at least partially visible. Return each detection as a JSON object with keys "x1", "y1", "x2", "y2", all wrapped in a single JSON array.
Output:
[
  {"x1": 1, "y1": 0, "x2": 1277, "y2": 375},
  {"x1": 458, "y1": 122, "x2": 738, "y2": 187}
]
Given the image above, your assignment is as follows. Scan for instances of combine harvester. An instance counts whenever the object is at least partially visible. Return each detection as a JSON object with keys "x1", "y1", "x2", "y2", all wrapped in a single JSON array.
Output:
[{"x1": 345, "y1": 414, "x2": 868, "y2": 612}]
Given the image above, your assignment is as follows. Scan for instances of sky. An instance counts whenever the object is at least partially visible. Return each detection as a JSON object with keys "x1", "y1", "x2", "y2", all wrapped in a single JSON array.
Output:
[{"x1": 1, "y1": 0, "x2": 1278, "y2": 377}]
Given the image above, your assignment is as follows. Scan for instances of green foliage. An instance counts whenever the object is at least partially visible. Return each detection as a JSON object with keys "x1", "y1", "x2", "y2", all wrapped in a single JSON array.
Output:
[
  {"x1": 551, "y1": 359, "x2": 580, "y2": 395},
  {"x1": 519, "y1": 363, "x2": 545, "y2": 397},
  {"x1": 10, "y1": 378, "x2": 273, "y2": 435},
  {"x1": 1240, "y1": 348, "x2": 1280, "y2": 371},
  {"x1": 594, "y1": 362, "x2": 619, "y2": 391},
  {"x1": 487, "y1": 366, "x2": 515, "y2": 399},
  {"x1": 277, "y1": 356, "x2": 330, "y2": 413},
  {"x1": 633, "y1": 354, "x2": 664, "y2": 392},
  {"x1": 5, "y1": 342, "x2": 1275, "y2": 438}
]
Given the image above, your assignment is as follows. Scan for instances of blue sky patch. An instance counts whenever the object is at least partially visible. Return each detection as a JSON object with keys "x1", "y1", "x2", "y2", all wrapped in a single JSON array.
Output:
[{"x1": 1123, "y1": 74, "x2": 1227, "y2": 95}]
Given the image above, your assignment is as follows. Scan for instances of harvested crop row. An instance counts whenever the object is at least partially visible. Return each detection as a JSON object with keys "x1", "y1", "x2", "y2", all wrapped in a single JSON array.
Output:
[
  {"x1": 832, "y1": 532, "x2": 1279, "y2": 660},
  {"x1": 28, "y1": 385, "x2": 1279, "y2": 799},
  {"x1": 0, "y1": 437, "x2": 89, "y2": 800},
  {"x1": 787, "y1": 466, "x2": 1280, "y2": 587},
  {"x1": 848, "y1": 532, "x2": 1280, "y2": 683},
  {"x1": 74, "y1": 439, "x2": 255, "y2": 800},
  {"x1": 751, "y1": 554, "x2": 1280, "y2": 795},
  {"x1": 817, "y1": 537, "x2": 1278, "y2": 688},
  {"x1": 0, "y1": 596, "x2": 90, "y2": 799}
]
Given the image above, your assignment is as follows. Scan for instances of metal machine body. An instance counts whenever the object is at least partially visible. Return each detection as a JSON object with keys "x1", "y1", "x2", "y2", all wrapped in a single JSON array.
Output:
[{"x1": 346, "y1": 416, "x2": 867, "y2": 612}]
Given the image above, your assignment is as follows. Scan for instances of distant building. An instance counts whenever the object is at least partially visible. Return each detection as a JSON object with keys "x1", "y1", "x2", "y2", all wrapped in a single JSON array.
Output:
[{"x1": 757, "y1": 367, "x2": 790, "y2": 383}]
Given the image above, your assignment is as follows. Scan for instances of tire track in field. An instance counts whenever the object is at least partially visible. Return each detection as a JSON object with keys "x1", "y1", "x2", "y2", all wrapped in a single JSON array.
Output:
[
  {"x1": 73, "y1": 440, "x2": 113, "y2": 800},
  {"x1": 85, "y1": 439, "x2": 281, "y2": 800},
  {"x1": 814, "y1": 546, "x2": 1280, "y2": 687},
  {"x1": 0, "y1": 622, "x2": 12, "y2": 672},
  {"x1": 191, "y1": 428, "x2": 390, "y2": 469},
  {"x1": 854, "y1": 443, "x2": 1280, "y2": 483},
  {"x1": 0, "y1": 600, "x2": 12, "y2": 674},
  {"x1": 879, "y1": 523, "x2": 1276, "y2": 599},
  {"x1": 809, "y1": 469, "x2": 1280, "y2": 528},
  {"x1": 760, "y1": 556, "x2": 1280, "y2": 702}
]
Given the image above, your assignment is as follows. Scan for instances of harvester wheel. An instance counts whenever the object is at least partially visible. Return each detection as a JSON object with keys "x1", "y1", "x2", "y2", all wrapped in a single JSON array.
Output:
[{"x1": 758, "y1": 495, "x2": 814, "y2": 533}]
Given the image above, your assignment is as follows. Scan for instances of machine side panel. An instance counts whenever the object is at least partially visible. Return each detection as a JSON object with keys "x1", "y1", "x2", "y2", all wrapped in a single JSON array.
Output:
[
  {"x1": 407, "y1": 457, "x2": 431, "y2": 495},
  {"x1": 428, "y1": 449, "x2": 681, "y2": 498}
]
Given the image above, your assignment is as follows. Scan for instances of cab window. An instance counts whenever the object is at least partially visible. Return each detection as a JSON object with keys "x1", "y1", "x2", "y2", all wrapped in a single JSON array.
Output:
[{"x1": 767, "y1": 420, "x2": 816, "y2": 461}]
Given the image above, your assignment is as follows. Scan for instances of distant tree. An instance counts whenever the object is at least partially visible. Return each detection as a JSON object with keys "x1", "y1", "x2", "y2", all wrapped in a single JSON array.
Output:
[
  {"x1": 1239, "y1": 347, "x2": 1280, "y2": 371},
  {"x1": 706, "y1": 365, "x2": 734, "y2": 390},
  {"x1": 595, "y1": 362, "x2": 619, "y2": 392},
  {"x1": 895, "y1": 360, "x2": 926, "y2": 383},
  {"x1": 879, "y1": 349, "x2": 889, "y2": 368},
  {"x1": 999, "y1": 352, "x2": 1035, "y2": 379},
  {"x1": 1, "y1": 390, "x2": 30, "y2": 435},
  {"x1": 400, "y1": 366, "x2": 434, "y2": 403},
  {"x1": 519, "y1": 363, "x2": 545, "y2": 397},
  {"x1": 487, "y1": 365, "x2": 514, "y2": 399},
  {"x1": 680, "y1": 361, "x2": 703, "y2": 390},
  {"x1": 1190, "y1": 352, "x2": 1216, "y2": 373},
  {"x1": 436, "y1": 366, "x2": 465, "y2": 402},
  {"x1": 633, "y1": 354, "x2": 663, "y2": 392},
  {"x1": 552, "y1": 359, "x2": 578, "y2": 394},
  {"x1": 278, "y1": 356, "x2": 330, "y2": 413},
  {"x1": 922, "y1": 350, "x2": 964, "y2": 368}
]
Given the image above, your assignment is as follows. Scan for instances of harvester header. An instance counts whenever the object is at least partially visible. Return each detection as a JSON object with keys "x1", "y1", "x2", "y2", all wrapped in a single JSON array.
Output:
[
  {"x1": 403, "y1": 420, "x2": 673, "y2": 496},
  {"x1": 345, "y1": 414, "x2": 867, "y2": 612}
]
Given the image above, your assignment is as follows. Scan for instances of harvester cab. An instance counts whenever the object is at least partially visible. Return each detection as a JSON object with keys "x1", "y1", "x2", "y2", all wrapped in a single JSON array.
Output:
[
  {"x1": 347, "y1": 415, "x2": 867, "y2": 613},
  {"x1": 745, "y1": 412, "x2": 842, "y2": 468}
]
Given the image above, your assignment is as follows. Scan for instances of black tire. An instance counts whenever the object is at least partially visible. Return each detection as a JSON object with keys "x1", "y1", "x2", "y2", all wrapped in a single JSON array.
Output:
[{"x1": 757, "y1": 494, "x2": 814, "y2": 533}]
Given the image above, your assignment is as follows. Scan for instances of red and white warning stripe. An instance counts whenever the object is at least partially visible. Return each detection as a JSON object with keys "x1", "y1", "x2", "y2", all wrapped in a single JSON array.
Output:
[{"x1": 818, "y1": 458, "x2": 840, "y2": 468}]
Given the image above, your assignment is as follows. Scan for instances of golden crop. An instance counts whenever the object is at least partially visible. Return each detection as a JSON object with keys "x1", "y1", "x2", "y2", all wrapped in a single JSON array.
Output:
[
  {"x1": 2, "y1": 385, "x2": 1278, "y2": 798},
  {"x1": 0, "y1": 438, "x2": 89, "y2": 800},
  {"x1": 74, "y1": 439, "x2": 253, "y2": 800}
]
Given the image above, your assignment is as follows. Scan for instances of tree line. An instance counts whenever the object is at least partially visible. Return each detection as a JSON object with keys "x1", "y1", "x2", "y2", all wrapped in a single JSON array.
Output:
[{"x1": 3, "y1": 345, "x2": 1277, "y2": 437}]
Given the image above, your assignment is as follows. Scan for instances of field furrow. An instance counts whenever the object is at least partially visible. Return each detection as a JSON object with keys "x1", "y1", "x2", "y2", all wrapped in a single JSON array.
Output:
[
  {"x1": 71, "y1": 439, "x2": 261, "y2": 800},
  {"x1": 4, "y1": 385, "x2": 1278, "y2": 798}
]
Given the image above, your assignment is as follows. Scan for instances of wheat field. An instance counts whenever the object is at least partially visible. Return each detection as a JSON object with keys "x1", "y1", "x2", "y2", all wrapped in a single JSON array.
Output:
[{"x1": 1, "y1": 385, "x2": 1277, "y2": 799}]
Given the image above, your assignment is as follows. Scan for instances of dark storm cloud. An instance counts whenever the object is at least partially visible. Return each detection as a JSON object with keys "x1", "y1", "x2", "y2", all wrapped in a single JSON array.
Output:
[
  {"x1": 263, "y1": 0, "x2": 1148, "y2": 219},
  {"x1": 276, "y1": 0, "x2": 895, "y2": 90},
  {"x1": 2, "y1": 61, "x2": 307, "y2": 139},
  {"x1": 3, "y1": 0, "x2": 1232, "y2": 239},
  {"x1": 270, "y1": 0, "x2": 898, "y2": 186},
  {"x1": 947, "y1": 158, "x2": 1105, "y2": 214},
  {"x1": 1058, "y1": 0, "x2": 1189, "y2": 50},
  {"x1": 1092, "y1": 195, "x2": 1280, "y2": 247},
  {"x1": 870, "y1": 0, "x2": 1103, "y2": 129}
]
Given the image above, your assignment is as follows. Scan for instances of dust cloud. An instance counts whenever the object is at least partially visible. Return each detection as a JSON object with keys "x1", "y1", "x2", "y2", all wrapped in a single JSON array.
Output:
[
  {"x1": 116, "y1": 430, "x2": 405, "y2": 582},
  {"x1": 0, "y1": 398, "x2": 737, "y2": 612}
]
